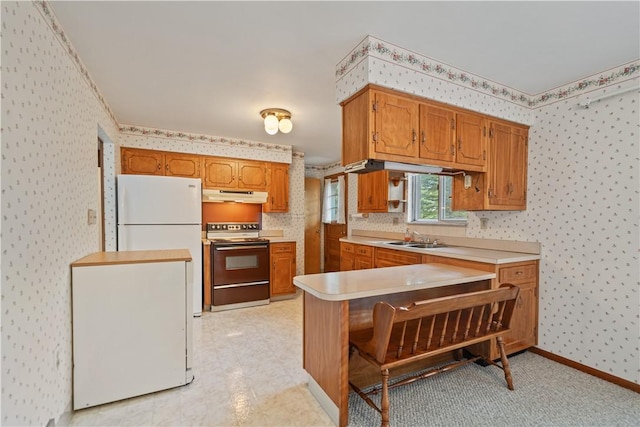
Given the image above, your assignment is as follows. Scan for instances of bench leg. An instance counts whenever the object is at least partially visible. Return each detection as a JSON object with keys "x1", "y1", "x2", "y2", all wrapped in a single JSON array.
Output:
[
  {"x1": 381, "y1": 369, "x2": 390, "y2": 427},
  {"x1": 496, "y1": 336, "x2": 514, "y2": 390}
]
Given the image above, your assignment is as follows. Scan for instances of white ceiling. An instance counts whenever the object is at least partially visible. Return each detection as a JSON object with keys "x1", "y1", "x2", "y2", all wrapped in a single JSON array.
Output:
[{"x1": 50, "y1": 1, "x2": 640, "y2": 166}]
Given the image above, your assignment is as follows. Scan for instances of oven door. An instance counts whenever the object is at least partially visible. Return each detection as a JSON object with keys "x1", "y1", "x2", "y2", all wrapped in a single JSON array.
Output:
[{"x1": 212, "y1": 242, "x2": 270, "y2": 308}]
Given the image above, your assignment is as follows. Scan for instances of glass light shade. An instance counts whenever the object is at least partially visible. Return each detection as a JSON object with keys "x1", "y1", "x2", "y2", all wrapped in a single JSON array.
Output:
[
  {"x1": 264, "y1": 114, "x2": 279, "y2": 135},
  {"x1": 278, "y1": 118, "x2": 293, "y2": 134}
]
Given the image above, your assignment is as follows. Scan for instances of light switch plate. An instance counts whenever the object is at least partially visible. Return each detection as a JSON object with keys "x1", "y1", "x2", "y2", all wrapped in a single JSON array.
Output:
[
  {"x1": 464, "y1": 175, "x2": 472, "y2": 189},
  {"x1": 87, "y1": 209, "x2": 97, "y2": 225}
]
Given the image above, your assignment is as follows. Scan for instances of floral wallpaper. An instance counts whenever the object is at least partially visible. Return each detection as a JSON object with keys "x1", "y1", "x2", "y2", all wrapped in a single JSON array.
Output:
[{"x1": 2, "y1": 2, "x2": 120, "y2": 425}]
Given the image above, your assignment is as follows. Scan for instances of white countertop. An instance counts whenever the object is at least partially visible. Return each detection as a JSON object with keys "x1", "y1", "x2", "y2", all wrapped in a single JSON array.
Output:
[
  {"x1": 293, "y1": 263, "x2": 496, "y2": 301},
  {"x1": 341, "y1": 236, "x2": 540, "y2": 264}
]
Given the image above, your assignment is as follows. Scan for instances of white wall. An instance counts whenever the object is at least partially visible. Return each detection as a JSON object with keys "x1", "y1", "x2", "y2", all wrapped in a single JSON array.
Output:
[
  {"x1": 336, "y1": 36, "x2": 640, "y2": 384},
  {"x1": 1, "y1": 2, "x2": 120, "y2": 425}
]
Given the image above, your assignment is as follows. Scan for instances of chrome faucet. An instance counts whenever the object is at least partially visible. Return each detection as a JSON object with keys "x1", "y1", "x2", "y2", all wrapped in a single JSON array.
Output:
[{"x1": 411, "y1": 230, "x2": 429, "y2": 243}]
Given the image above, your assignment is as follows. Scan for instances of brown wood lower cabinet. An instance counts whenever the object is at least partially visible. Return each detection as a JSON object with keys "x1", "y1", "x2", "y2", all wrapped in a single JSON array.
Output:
[
  {"x1": 424, "y1": 255, "x2": 538, "y2": 357},
  {"x1": 340, "y1": 242, "x2": 373, "y2": 271},
  {"x1": 374, "y1": 247, "x2": 423, "y2": 268},
  {"x1": 270, "y1": 242, "x2": 297, "y2": 297}
]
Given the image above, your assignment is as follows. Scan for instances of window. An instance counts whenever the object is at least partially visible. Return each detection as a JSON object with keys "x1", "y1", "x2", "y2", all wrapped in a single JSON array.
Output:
[
  {"x1": 408, "y1": 174, "x2": 467, "y2": 223},
  {"x1": 322, "y1": 176, "x2": 345, "y2": 224}
]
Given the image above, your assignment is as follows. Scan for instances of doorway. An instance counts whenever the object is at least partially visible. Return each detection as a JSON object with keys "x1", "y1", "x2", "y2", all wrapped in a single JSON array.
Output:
[
  {"x1": 323, "y1": 173, "x2": 347, "y2": 273},
  {"x1": 304, "y1": 178, "x2": 321, "y2": 274}
]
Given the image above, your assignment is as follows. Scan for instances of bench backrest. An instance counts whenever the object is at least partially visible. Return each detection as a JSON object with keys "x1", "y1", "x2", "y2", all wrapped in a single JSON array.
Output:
[{"x1": 364, "y1": 285, "x2": 520, "y2": 364}]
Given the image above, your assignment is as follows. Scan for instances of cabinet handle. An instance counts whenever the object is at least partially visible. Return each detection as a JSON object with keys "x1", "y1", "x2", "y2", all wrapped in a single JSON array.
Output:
[
  {"x1": 412, "y1": 130, "x2": 417, "y2": 143},
  {"x1": 451, "y1": 118, "x2": 455, "y2": 130},
  {"x1": 165, "y1": 164, "x2": 169, "y2": 171},
  {"x1": 517, "y1": 296, "x2": 523, "y2": 308},
  {"x1": 450, "y1": 144, "x2": 455, "y2": 155},
  {"x1": 483, "y1": 150, "x2": 486, "y2": 160},
  {"x1": 157, "y1": 164, "x2": 162, "y2": 170},
  {"x1": 515, "y1": 270, "x2": 523, "y2": 275},
  {"x1": 421, "y1": 131, "x2": 426, "y2": 144},
  {"x1": 372, "y1": 132, "x2": 378, "y2": 143},
  {"x1": 458, "y1": 138, "x2": 462, "y2": 150}
]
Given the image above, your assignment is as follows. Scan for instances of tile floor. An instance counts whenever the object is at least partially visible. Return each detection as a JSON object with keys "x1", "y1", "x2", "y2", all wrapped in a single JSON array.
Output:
[{"x1": 69, "y1": 294, "x2": 334, "y2": 426}]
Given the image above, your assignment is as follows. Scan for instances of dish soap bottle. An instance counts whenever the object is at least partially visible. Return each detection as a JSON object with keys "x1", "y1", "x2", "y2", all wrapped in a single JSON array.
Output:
[{"x1": 404, "y1": 228, "x2": 412, "y2": 242}]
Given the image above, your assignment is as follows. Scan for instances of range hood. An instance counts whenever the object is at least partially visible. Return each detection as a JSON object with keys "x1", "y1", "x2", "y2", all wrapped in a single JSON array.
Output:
[
  {"x1": 202, "y1": 189, "x2": 268, "y2": 204},
  {"x1": 344, "y1": 159, "x2": 443, "y2": 175}
]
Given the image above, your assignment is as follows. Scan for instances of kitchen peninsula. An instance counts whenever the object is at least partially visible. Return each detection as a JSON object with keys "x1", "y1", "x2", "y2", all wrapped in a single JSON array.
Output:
[{"x1": 293, "y1": 263, "x2": 497, "y2": 426}]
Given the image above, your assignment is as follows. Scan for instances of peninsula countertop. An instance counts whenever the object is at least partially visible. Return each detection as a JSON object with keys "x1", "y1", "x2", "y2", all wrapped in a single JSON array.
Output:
[{"x1": 293, "y1": 263, "x2": 496, "y2": 301}]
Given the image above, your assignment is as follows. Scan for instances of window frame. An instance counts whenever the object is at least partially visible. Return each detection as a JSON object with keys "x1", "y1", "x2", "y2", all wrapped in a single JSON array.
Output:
[{"x1": 407, "y1": 173, "x2": 467, "y2": 225}]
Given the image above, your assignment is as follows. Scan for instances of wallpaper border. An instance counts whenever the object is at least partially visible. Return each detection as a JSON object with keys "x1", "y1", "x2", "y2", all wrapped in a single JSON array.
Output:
[
  {"x1": 336, "y1": 35, "x2": 640, "y2": 109},
  {"x1": 119, "y1": 125, "x2": 293, "y2": 154}
]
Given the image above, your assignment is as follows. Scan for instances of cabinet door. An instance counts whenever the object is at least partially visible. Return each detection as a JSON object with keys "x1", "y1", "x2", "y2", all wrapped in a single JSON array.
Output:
[
  {"x1": 488, "y1": 123, "x2": 527, "y2": 209},
  {"x1": 357, "y1": 170, "x2": 388, "y2": 213},
  {"x1": 373, "y1": 91, "x2": 419, "y2": 158},
  {"x1": 263, "y1": 163, "x2": 289, "y2": 212},
  {"x1": 503, "y1": 282, "x2": 537, "y2": 354},
  {"x1": 202, "y1": 158, "x2": 237, "y2": 189},
  {"x1": 270, "y1": 243, "x2": 296, "y2": 297},
  {"x1": 164, "y1": 153, "x2": 201, "y2": 178},
  {"x1": 419, "y1": 104, "x2": 455, "y2": 163},
  {"x1": 237, "y1": 161, "x2": 267, "y2": 190},
  {"x1": 455, "y1": 112, "x2": 487, "y2": 168},
  {"x1": 340, "y1": 251, "x2": 355, "y2": 271},
  {"x1": 121, "y1": 148, "x2": 164, "y2": 175},
  {"x1": 507, "y1": 127, "x2": 528, "y2": 208}
]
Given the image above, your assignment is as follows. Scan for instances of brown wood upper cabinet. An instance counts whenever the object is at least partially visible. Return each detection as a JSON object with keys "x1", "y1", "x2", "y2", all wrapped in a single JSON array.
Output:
[
  {"x1": 121, "y1": 147, "x2": 201, "y2": 178},
  {"x1": 263, "y1": 163, "x2": 289, "y2": 212},
  {"x1": 121, "y1": 147, "x2": 290, "y2": 211},
  {"x1": 452, "y1": 119, "x2": 528, "y2": 211},
  {"x1": 342, "y1": 88, "x2": 419, "y2": 165},
  {"x1": 419, "y1": 105, "x2": 487, "y2": 171},
  {"x1": 202, "y1": 158, "x2": 267, "y2": 191},
  {"x1": 342, "y1": 85, "x2": 487, "y2": 172}
]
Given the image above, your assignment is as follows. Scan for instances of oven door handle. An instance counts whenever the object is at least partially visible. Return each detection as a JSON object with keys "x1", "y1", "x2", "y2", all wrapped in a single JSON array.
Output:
[
  {"x1": 214, "y1": 245, "x2": 268, "y2": 251},
  {"x1": 214, "y1": 281, "x2": 269, "y2": 290}
]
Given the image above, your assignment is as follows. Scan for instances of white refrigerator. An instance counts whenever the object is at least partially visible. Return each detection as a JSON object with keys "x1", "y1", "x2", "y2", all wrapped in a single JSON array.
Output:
[{"x1": 117, "y1": 174, "x2": 203, "y2": 316}]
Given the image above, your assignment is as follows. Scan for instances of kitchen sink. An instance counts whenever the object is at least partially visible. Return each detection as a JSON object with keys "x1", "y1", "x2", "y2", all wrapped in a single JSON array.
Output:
[{"x1": 383, "y1": 241, "x2": 449, "y2": 249}]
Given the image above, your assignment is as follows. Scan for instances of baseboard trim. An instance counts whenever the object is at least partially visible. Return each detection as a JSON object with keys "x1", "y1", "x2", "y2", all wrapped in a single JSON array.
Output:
[{"x1": 529, "y1": 347, "x2": 639, "y2": 393}]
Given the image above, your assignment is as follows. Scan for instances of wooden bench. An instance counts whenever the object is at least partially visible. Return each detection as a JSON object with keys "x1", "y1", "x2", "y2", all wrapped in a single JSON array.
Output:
[{"x1": 348, "y1": 284, "x2": 520, "y2": 427}]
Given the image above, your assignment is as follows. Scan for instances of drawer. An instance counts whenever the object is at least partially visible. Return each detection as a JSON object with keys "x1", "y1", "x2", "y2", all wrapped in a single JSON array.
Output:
[
  {"x1": 341, "y1": 243, "x2": 355, "y2": 254},
  {"x1": 499, "y1": 263, "x2": 536, "y2": 283},
  {"x1": 355, "y1": 245, "x2": 372, "y2": 257},
  {"x1": 375, "y1": 247, "x2": 422, "y2": 265},
  {"x1": 270, "y1": 242, "x2": 295, "y2": 254}
]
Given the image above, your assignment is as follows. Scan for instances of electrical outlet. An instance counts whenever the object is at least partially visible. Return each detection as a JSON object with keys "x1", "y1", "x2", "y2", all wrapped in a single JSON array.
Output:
[
  {"x1": 480, "y1": 217, "x2": 489, "y2": 229},
  {"x1": 392, "y1": 217, "x2": 399, "y2": 225}
]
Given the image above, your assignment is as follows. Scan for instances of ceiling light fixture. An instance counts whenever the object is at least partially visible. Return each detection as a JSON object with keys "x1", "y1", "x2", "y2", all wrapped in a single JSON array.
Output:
[{"x1": 260, "y1": 108, "x2": 293, "y2": 135}]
